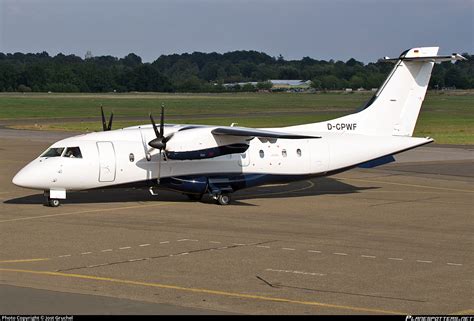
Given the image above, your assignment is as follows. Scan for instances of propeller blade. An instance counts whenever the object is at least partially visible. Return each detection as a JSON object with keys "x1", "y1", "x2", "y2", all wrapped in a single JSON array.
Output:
[
  {"x1": 149, "y1": 113, "x2": 160, "y2": 138},
  {"x1": 160, "y1": 104, "x2": 165, "y2": 138},
  {"x1": 107, "y1": 113, "x2": 114, "y2": 131},
  {"x1": 100, "y1": 105, "x2": 107, "y2": 131},
  {"x1": 162, "y1": 132, "x2": 173, "y2": 144}
]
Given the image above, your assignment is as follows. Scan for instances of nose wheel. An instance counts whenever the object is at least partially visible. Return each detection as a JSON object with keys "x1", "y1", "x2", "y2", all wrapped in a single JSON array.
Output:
[{"x1": 45, "y1": 197, "x2": 60, "y2": 207}]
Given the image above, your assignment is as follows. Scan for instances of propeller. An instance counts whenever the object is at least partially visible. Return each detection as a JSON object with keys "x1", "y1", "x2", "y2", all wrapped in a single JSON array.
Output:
[
  {"x1": 100, "y1": 104, "x2": 114, "y2": 131},
  {"x1": 148, "y1": 104, "x2": 171, "y2": 184},
  {"x1": 148, "y1": 104, "x2": 172, "y2": 150}
]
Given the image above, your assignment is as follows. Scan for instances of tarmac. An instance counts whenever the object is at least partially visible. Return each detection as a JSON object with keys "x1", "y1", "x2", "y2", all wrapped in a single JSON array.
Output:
[{"x1": 0, "y1": 129, "x2": 472, "y2": 315}]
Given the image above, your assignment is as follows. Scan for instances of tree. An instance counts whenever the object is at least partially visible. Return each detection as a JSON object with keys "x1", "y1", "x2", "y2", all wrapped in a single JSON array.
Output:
[
  {"x1": 256, "y1": 81, "x2": 272, "y2": 90},
  {"x1": 310, "y1": 78, "x2": 322, "y2": 90},
  {"x1": 121, "y1": 53, "x2": 142, "y2": 68},
  {"x1": 349, "y1": 75, "x2": 365, "y2": 89},
  {"x1": 321, "y1": 75, "x2": 341, "y2": 90},
  {"x1": 241, "y1": 83, "x2": 256, "y2": 92}
]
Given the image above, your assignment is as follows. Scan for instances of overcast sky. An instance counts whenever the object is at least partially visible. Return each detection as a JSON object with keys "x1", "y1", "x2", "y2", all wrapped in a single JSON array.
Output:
[{"x1": 1, "y1": 0, "x2": 472, "y2": 63}]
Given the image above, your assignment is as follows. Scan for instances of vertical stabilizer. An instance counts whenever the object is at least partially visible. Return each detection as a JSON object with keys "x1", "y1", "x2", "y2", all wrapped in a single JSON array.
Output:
[
  {"x1": 288, "y1": 47, "x2": 466, "y2": 137},
  {"x1": 360, "y1": 47, "x2": 438, "y2": 136}
]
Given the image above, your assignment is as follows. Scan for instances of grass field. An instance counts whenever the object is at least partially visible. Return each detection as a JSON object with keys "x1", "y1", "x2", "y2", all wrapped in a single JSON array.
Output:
[{"x1": 0, "y1": 91, "x2": 472, "y2": 144}]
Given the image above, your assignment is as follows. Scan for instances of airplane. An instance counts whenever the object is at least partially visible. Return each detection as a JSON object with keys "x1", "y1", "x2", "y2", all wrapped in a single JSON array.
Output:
[{"x1": 12, "y1": 47, "x2": 466, "y2": 207}]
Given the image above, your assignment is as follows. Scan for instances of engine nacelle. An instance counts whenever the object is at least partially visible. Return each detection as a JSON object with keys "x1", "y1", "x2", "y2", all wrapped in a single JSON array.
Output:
[{"x1": 165, "y1": 127, "x2": 250, "y2": 160}]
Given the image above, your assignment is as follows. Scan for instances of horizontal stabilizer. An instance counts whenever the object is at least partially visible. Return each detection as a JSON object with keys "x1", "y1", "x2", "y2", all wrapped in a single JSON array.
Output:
[
  {"x1": 212, "y1": 127, "x2": 320, "y2": 139},
  {"x1": 383, "y1": 48, "x2": 466, "y2": 63}
]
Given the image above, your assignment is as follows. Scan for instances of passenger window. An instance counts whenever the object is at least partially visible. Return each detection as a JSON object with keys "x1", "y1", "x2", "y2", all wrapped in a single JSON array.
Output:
[
  {"x1": 259, "y1": 150, "x2": 265, "y2": 158},
  {"x1": 41, "y1": 147, "x2": 64, "y2": 157},
  {"x1": 296, "y1": 149, "x2": 302, "y2": 157},
  {"x1": 282, "y1": 149, "x2": 287, "y2": 157},
  {"x1": 63, "y1": 147, "x2": 82, "y2": 158}
]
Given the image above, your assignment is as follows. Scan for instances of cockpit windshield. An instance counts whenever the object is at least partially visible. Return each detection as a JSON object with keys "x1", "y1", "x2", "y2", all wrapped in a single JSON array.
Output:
[
  {"x1": 63, "y1": 147, "x2": 82, "y2": 158},
  {"x1": 40, "y1": 147, "x2": 65, "y2": 157}
]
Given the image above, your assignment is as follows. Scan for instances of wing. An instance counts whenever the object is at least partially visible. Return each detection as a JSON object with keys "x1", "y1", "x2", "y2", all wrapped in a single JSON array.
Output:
[{"x1": 211, "y1": 127, "x2": 320, "y2": 139}]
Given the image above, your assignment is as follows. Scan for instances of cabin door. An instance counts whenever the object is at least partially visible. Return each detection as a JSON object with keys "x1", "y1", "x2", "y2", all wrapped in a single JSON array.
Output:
[{"x1": 97, "y1": 141, "x2": 116, "y2": 182}]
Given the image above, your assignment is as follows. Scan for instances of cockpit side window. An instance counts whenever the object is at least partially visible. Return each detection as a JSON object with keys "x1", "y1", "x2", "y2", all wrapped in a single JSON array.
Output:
[
  {"x1": 63, "y1": 147, "x2": 82, "y2": 158},
  {"x1": 40, "y1": 147, "x2": 65, "y2": 157}
]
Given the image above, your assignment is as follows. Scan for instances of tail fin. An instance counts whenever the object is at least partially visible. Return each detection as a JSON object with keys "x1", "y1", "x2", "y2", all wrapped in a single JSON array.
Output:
[
  {"x1": 358, "y1": 47, "x2": 440, "y2": 136},
  {"x1": 289, "y1": 47, "x2": 466, "y2": 137}
]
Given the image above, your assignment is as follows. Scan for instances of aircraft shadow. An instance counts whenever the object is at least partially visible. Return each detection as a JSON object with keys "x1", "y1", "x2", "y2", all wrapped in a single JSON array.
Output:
[{"x1": 4, "y1": 177, "x2": 377, "y2": 206}]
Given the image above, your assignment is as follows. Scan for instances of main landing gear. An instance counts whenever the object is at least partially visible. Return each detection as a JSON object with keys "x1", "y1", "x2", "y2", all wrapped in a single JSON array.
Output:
[
  {"x1": 185, "y1": 192, "x2": 231, "y2": 205},
  {"x1": 214, "y1": 192, "x2": 231, "y2": 206}
]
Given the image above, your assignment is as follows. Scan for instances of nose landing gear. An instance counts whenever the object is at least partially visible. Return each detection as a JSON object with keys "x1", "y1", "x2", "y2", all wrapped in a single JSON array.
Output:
[
  {"x1": 47, "y1": 198, "x2": 61, "y2": 207},
  {"x1": 44, "y1": 190, "x2": 65, "y2": 207}
]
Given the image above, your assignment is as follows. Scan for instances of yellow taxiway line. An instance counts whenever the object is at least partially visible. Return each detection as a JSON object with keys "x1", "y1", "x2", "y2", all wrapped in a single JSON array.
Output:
[
  {"x1": 0, "y1": 268, "x2": 405, "y2": 315},
  {"x1": 451, "y1": 309, "x2": 474, "y2": 315},
  {"x1": 0, "y1": 258, "x2": 50, "y2": 263}
]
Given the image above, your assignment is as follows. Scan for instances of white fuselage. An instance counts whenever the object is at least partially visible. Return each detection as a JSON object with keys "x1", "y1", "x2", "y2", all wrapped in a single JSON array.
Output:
[{"x1": 12, "y1": 123, "x2": 431, "y2": 192}]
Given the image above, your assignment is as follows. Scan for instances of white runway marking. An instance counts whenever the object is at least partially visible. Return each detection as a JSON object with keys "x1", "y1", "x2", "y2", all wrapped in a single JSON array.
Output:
[
  {"x1": 333, "y1": 252, "x2": 348, "y2": 256},
  {"x1": 58, "y1": 255, "x2": 71, "y2": 258},
  {"x1": 101, "y1": 249, "x2": 113, "y2": 252},
  {"x1": 265, "y1": 268, "x2": 325, "y2": 277},
  {"x1": 416, "y1": 260, "x2": 432, "y2": 263},
  {"x1": 308, "y1": 250, "x2": 322, "y2": 253},
  {"x1": 233, "y1": 243, "x2": 246, "y2": 246},
  {"x1": 119, "y1": 247, "x2": 131, "y2": 250},
  {"x1": 257, "y1": 245, "x2": 270, "y2": 248},
  {"x1": 361, "y1": 255, "x2": 376, "y2": 259},
  {"x1": 138, "y1": 244, "x2": 150, "y2": 247},
  {"x1": 388, "y1": 257, "x2": 403, "y2": 261},
  {"x1": 282, "y1": 248, "x2": 296, "y2": 251},
  {"x1": 159, "y1": 241, "x2": 170, "y2": 244},
  {"x1": 81, "y1": 252, "x2": 92, "y2": 255},
  {"x1": 128, "y1": 258, "x2": 143, "y2": 262},
  {"x1": 447, "y1": 263, "x2": 463, "y2": 266},
  {"x1": 260, "y1": 183, "x2": 289, "y2": 187},
  {"x1": 209, "y1": 241, "x2": 221, "y2": 244}
]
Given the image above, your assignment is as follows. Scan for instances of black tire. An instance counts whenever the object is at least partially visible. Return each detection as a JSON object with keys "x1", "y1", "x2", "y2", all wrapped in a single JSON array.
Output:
[
  {"x1": 48, "y1": 198, "x2": 60, "y2": 207},
  {"x1": 217, "y1": 193, "x2": 231, "y2": 205},
  {"x1": 186, "y1": 193, "x2": 203, "y2": 201}
]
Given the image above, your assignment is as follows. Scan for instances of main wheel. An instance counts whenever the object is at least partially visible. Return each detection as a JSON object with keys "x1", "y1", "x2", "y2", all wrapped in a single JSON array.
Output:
[
  {"x1": 216, "y1": 193, "x2": 231, "y2": 205},
  {"x1": 48, "y1": 198, "x2": 60, "y2": 207},
  {"x1": 186, "y1": 193, "x2": 203, "y2": 201}
]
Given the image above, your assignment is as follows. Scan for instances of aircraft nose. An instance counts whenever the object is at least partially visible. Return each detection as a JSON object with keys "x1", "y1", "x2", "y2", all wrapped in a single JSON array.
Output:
[
  {"x1": 12, "y1": 163, "x2": 43, "y2": 189},
  {"x1": 12, "y1": 168, "x2": 29, "y2": 188}
]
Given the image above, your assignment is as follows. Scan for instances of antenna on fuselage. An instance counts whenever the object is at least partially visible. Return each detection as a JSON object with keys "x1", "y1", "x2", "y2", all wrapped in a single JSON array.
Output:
[{"x1": 100, "y1": 104, "x2": 114, "y2": 131}]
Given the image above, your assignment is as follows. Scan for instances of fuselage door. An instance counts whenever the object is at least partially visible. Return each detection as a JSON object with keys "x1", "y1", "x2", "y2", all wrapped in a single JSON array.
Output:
[{"x1": 97, "y1": 141, "x2": 116, "y2": 182}]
